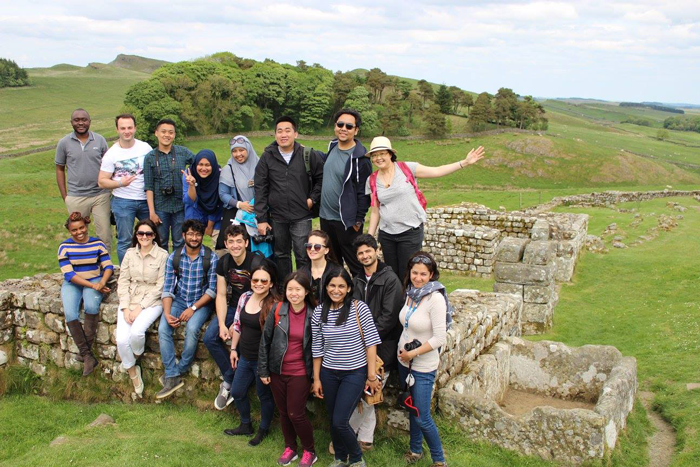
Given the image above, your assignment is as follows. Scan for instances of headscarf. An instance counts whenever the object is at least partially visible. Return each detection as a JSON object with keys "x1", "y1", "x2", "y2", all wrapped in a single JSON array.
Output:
[
  {"x1": 220, "y1": 135, "x2": 259, "y2": 202},
  {"x1": 192, "y1": 149, "x2": 221, "y2": 215}
]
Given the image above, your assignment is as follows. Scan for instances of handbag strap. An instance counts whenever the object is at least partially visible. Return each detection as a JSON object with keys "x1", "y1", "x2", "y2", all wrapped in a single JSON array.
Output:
[{"x1": 354, "y1": 300, "x2": 365, "y2": 346}]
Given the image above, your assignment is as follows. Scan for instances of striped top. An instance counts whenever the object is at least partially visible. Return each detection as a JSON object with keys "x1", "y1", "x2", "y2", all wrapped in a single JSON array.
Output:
[
  {"x1": 311, "y1": 300, "x2": 381, "y2": 371},
  {"x1": 57, "y1": 237, "x2": 114, "y2": 282}
]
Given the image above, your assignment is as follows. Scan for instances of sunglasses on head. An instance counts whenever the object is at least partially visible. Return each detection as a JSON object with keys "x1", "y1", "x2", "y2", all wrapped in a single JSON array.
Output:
[
  {"x1": 229, "y1": 137, "x2": 246, "y2": 145},
  {"x1": 252, "y1": 278, "x2": 270, "y2": 284},
  {"x1": 336, "y1": 122, "x2": 356, "y2": 130},
  {"x1": 410, "y1": 255, "x2": 432, "y2": 265},
  {"x1": 305, "y1": 243, "x2": 326, "y2": 252},
  {"x1": 136, "y1": 231, "x2": 155, "y2": 237}
]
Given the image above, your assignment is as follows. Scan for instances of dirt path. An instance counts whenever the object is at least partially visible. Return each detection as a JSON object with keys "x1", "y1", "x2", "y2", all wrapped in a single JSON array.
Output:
[{"x1": 639, "y1": 391, "x2": 676, "y2": 467}]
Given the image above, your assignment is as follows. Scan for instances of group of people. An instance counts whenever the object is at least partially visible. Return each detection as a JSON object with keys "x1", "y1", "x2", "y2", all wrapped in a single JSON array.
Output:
[{"x1": 55, "y1": 107, "x2": 485, "y2": 467}]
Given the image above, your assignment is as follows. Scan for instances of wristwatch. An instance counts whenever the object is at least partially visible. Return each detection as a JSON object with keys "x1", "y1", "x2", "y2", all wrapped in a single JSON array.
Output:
[{"x1": 192, "y1": 304, "x2": 198, "y2": 312}]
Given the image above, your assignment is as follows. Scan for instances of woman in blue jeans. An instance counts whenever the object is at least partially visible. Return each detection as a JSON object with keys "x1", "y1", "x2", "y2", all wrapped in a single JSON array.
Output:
[
  {"x1": 58, "y1": 212, "x2": 114, "y2": 376},
  {"x1": 225, "y1": 260, "x2": 280, "y2": 446},
  {"x1": 397, "y1": 252, "x2": 448, "y2": 467},
  {"x1": 311, "y1": 268, "x2": 382, "y2": 467}
]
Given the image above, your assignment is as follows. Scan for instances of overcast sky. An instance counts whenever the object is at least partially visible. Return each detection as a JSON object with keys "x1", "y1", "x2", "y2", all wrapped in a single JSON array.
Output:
[{"x1": 3, "y1": 1, "x2": 699, "y2": 104}]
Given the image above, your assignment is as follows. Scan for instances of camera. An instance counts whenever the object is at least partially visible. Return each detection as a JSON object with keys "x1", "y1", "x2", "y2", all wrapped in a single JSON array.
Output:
[
  {"x1": 253, "y1": 227, "x2": 274, "y2": 244},
  {"x1": 160, "y1": 186, "x2": 174, "y2": 196},
  {"x1": 404, "y1": 339, "x2": 422, "y2": 352}
]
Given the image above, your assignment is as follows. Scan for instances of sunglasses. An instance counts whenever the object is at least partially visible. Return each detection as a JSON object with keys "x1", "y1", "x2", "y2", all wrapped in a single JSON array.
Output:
[
  {"x1": 136, "y1": 231, "x2": 155, "y2": 237},
  {"x1": 229, "y1": 137, "x2": 246, "y2": 145},
  {"x1": 410, "y1": 255, "x2": 432, "y2": 265},
  {"x1": 336, "y1": 122, "x2": 356, "y2": 130},
  {"x1": 251, "y1": 278, "x2": 270, "y2": 284},
  {"x1": 305, "y1": 243, "x2": 326, "y2": 251}
]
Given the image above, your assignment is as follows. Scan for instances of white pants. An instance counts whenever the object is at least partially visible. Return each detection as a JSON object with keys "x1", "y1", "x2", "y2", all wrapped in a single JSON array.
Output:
[
  {"x1": 116, "y1": 306, "x2": 163, "y2": 369},
  {"x1": 349, "y1": 371, "x2": 390, "y2": 443}
]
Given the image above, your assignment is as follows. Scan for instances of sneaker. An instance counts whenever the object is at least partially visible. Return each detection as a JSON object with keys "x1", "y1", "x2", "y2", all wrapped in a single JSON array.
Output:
[
  {"x1": 358, "y1": 441, "x2": 373, "y2": 452},
  {"x1": 404, "y1": 451, "x2": 424, "y2": 464},
  {"x1": 299, "y1": 450, "x2": 317, "y2": 467},
  {"x1": 130, "y1": 365, "x2": 144, "y2": 397},
  {"x1": 248, "y1": 427, "x2": 269, "y2": 446},
  {"x1": 214, "y1": 382, "x2": 234, "y2": 410},
  {"x1": 155, "y1": 376, "x2": 183, "y2": 399},
  {"x1": 277, "y1": 447, "x2": 298, "y2": 466},
  {"x1": 327, "y1": 461, "x2": 348, "y2": 467},
  {"x1": 429, "y1": 463, "x2": 448, "y2": 467},
  {"x1": 347, "y1": 460, "x2": 366, "y2": 467},
  {"x1": 223, "y1": 422, "x2": 254, "y2": 436}
]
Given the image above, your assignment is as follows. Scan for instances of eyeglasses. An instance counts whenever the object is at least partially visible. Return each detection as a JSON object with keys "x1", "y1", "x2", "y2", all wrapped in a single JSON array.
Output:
[
  {"x1": 229, "y1": 137, "x2": 246, "y2": 145},
  {"x1": 410, "y1": 255, "x2": 432, "y2": 265},
  {"x1": 336, "y1": 122, "x2": 356, "y2": 130},
  {"x1": 251, "y1": 278, "x2": 270, "y2": 284},
  {"x1": 185, "y1": 232, "x2": 203, "y2": 238},
  {"x1": 305, "y1": 243, "x2": 326, "y2": 251},
  {"x1": 136, "y1": 231, "x2": 155, "y2": 237}
]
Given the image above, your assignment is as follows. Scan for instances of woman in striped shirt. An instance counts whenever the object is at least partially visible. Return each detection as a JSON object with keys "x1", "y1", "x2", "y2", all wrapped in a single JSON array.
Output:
[
  {"x1": 311, "y1": 268, "x2": 381, "y2": 467},
  {"x1": 58, "y1": 212, "x2": 114, "y2": 376}
]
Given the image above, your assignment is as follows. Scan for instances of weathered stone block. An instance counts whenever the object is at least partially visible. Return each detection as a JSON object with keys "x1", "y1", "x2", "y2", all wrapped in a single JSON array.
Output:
[
  {"x1": 495, "y1": 237, "x2": 529, "y2": 263},
  {"x1": 26, "y1": 329, "x2": 59, "y2": 345},
  {"x1": 493, "y1": 283, "x2": 524, "y2": 296},
  {"x1": 17, "y1": 342, "x2": 40, "y2": 360},
  {"x1": 521, "y1": 303, "x2": 553, "y2": 335},
  {"x1": 0, "y1": 348, "x2": 8, "y2": 366},
  {"x1": 24, "y1": 292, "x2": 42, "y2": 311},
  {"x1": 45, "y1": 313, "x2": 65, "y2": 333},
  {"x1": 96, "y1": 323, "x2": 110, "y2": 344},
  {"x1": 494, "y1": 263, "x2": 553, "y2": 285},
  {"x1": 522, "y1": 241, "x2": 556, "y2": 266},
  {"x1": 96, "y1": 344, "x2": 116, "y2": 360},
  {"x1": 530, "y1": 219, "x2": 550, "y2": 241},
  {"x1": 523, "y1": 284, "x2": 557, "y2": 304},
  {"x1": 64, "y1": 352, "x2": 82, "y2": 370},
  {"x1": 12, "y1": 309, "x2": 26, "y2": 327},
  {"x1": 101, "y1": 304, "x2": 117, "y2": 324},
  {"x1": 0, "y1": 310, "x2": 12, "y2": 330},
  {"x1": 49, "y1": 347, "x2": 65, "y2": 367}
]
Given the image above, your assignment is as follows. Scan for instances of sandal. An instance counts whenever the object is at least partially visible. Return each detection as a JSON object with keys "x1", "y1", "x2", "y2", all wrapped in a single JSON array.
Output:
[
  {"x1": 130, "y1": 365, "x2": 144, "y2": 397},
  {"x1": 404, "y1": 451, "x2": 423, "y2": 464}
]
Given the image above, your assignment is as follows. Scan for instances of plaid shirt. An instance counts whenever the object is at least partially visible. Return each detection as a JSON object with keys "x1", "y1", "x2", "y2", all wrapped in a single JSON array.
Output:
[
  {"x1": 143, "y1": 145, "x2": 195, "y2": 213},
  {"x1": 162, "y1": 247, "x2": 218, "y2": 305}
]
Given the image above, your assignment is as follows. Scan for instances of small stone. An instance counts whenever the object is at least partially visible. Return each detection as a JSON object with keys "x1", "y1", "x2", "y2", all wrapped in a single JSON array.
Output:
[
  {"x1": 89, "y1": 414, "x2": 116, "y2": 427},
  {"x1": 50, "y1": 436, "x2": 68, "y2": 447},
  {"x1": 686, "y1": 383, "x2": 700, "y2": 391},
  {"x1": 0, "y1": 349, "x2": 8, "y2": 366}
]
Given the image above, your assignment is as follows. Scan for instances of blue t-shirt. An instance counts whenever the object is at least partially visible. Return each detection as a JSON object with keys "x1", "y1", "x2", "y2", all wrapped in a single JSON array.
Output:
[{"x1": 320, "y1": 145, "x2": 353, "y2": 221}]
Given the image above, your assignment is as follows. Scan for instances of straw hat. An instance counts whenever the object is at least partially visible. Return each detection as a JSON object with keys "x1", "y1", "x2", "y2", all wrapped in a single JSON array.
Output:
[{"x1": 366, "y1": 136, "x2": 397, "y2": 159}]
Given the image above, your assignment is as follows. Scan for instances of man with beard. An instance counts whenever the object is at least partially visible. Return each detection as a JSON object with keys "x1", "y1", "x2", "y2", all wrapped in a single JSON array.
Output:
[
  {"x1": 55, "y1": 108, "x2": 111, "y2": 252},
  {"x1": 157, "y1": 219, "x2": 218, "y2": 399}
]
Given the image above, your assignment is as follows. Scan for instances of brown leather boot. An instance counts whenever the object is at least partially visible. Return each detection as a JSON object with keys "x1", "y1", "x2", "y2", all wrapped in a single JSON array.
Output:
[
  {"x1": 84, "y1": 313, "x2": 99, "y2": 350},
  {"x1": 67, "y1": 320, "x2": 99, "y2": 376}
]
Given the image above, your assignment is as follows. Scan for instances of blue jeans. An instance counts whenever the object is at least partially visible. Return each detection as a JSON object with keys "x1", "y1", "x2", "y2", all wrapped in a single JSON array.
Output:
[
  {"x1": 112, "y1": 196, "x2": 150, "y2": 264},
  {"x1": 398, "y1": 364, "x2": 445, "y2": 463},
  {"x1": 158, "y1": 296, "x2": 211, "y2": 378},
  {"x1": 320, "y1": 366, "x2": 367, "y2": 463},
  {"x1": 156, "y1": 209, "x2": 184, "y2": 252},
  {"x1": 61, "y1": 278, "x2": 104, "y2": 323},
  {"x1": 230, "y1": 356, "x2": 274, "y2": 430},
  {"x1": 203, "y1": 305, "x2": 237, "y2": 385},
  {"x1": 271, "y1": 218, "x2": 312, "y2": 279}
]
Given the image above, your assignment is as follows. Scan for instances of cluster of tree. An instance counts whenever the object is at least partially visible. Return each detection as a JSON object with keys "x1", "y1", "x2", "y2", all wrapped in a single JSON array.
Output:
[
  {"x1": 663, "y1": 116, "x2": 700, "y2": 133},
  {"x1": 621, "y1": 117, "x2": 652, "y2": 127},
  {"x1": 620, "y1": 102, "x2": 684, "y2": 114},
  {"x1": 123, "y1": 52, "x2": 546, "y2": 143},
  {"x1": 0, "y1": 58, "x2": 30, "y2": 88}
]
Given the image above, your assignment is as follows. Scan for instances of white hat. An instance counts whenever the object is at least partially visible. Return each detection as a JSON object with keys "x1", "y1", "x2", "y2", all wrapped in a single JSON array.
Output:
[{"x1": 367, "y1": 136, "x2": 397, "y2": 157}]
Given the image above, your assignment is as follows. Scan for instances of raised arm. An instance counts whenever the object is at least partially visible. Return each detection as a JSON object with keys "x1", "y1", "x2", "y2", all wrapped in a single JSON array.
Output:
[{"x1": 415, "y1": 146, "x2": 485, "y2": 179}]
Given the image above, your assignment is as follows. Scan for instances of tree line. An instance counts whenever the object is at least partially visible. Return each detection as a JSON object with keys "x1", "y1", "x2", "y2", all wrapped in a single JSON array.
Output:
[
  {"x1": 620, "y1": 102, "x2": 684, "y2": 114},
  {"x1": 663, "y1": 116, "x2": 700, "y2": 133},
  {"x1": 122, "y1": 52, "x2": 547, "y2": 144},
  {"x1": 0, "y1": 58, "x2": 30, "y2": 88}
]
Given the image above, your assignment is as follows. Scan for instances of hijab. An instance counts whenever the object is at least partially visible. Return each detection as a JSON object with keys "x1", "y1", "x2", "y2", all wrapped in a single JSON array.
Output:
[
  {"x1": 220, "y1": 135, "x2": 259, "y2": 202},
  {"x1": 192, "y1": 149, "x2": 221, "y2": 214}
]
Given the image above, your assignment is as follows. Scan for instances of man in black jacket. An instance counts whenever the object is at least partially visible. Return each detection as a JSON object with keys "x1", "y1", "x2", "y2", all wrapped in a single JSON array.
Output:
[
  {"x1": 349, "y1": 234, "x2": 404, "y2": 450},
  {"x1": 255, "y1": 116, "x2": 324, "y2": 278}
]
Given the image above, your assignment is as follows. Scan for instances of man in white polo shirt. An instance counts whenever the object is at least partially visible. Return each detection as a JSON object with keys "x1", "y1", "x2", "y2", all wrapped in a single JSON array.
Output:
[
  {"x1": 98, "y1": 114, "x2": 153, "y2": 263},
  {"x1": 56, "y1": 108, "x2": 111, "y2": 251}
]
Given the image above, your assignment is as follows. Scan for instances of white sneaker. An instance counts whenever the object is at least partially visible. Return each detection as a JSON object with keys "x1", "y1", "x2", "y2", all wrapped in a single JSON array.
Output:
[{"x1": 214, "y1": 382, "x2": 234, "y2": 410}]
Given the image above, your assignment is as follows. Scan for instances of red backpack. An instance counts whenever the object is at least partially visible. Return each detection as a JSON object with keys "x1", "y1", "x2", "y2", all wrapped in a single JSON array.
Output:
[{"x1": 369, "y1": 161, "x2": 427, "y2": 210}]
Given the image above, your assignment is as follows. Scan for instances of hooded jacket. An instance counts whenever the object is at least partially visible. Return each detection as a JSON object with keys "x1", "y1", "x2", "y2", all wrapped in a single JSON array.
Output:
[
  {"x1": 258, "y1": 301, "x2": 313, "y2": 379},
  {"x1": 254, "y1": 141, "x2": 324, "y2": 224},
  {"x1": 352, "y1": 261, "x2": 404, "y2": 370},
  {"x1": 324, "y1": 139, "x2": 372, "y2": 229}
]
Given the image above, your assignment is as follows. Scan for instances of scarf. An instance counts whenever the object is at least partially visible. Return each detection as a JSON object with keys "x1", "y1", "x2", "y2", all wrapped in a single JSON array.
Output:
[
  {"x1": 221, "y1": 135, "x2": 259, "y2": 202},
  {"x1": 192, "y1": 149, "x2": 221, "y2": 215},
  {"x1": 405, "y1": 280, "x2": 447, "y2": 306}
]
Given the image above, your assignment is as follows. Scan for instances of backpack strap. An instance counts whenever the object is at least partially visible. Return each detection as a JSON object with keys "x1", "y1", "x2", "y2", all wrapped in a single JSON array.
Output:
[
  {"x1": 200, "y1": 245, "x2": 212, "y2": 289},
  {"x1": 369, "y1": 171, "x2": 379, "y2": 208},
  {"x1": 274, "y1": 302, "x2": 284, "y2": 327},
  {"x1": 172, "y1": 246, "x2": 185, "y2": 278},
  {"x1": 396, "y1": 161, "x2": 427, "y2": 210}
]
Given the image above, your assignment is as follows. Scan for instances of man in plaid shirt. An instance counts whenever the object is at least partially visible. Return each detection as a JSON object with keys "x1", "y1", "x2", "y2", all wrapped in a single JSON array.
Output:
[
  {"x1": 157, "y1": 219, "x2": 218, "y2": 399},
  {"x1": 143, "y1": 118, "x2": 195, "y2": 252}
]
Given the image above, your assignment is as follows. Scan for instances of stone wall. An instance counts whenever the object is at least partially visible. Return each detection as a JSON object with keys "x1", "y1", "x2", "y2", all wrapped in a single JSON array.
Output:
[
  {"x1": 423, "y1": 202, "x2": 588, "y2": 282},
  {"x1": 528, "y1": 189, "x2": 700, "y2": 214},
  {"x1": 439, "y1": 337, "x2": 638, "y2": 465},
  {"x1": 493, "y1": 238, "x2": 559, "y2": 335}
]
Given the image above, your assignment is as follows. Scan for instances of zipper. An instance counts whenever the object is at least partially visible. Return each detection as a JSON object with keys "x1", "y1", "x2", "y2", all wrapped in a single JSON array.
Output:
[{"x1": 339, "y1": 155, "x2": 354, "y2": 229}]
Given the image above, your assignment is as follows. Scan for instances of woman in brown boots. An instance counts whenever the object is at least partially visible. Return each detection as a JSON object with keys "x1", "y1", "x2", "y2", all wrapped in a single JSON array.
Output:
[{"x1": 58, "y1": 212, "x2": 113, "y2": 376}]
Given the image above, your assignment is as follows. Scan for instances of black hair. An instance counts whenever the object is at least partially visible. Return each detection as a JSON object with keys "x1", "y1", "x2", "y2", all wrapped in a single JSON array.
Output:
[
  {"x1": 307, "y1": 229, "x2": 338, "y2": 263},
  {"x1": 275, "y1": 115, "x2": 297, "y2": 132},
  {"x1": 321, "y1": 268, "x2": 354, "y2": 326},
  {"x1": 71, "y1": 108, "x2": 90, "y2": 119},
  {"x1": 283, "y1": 271, "x2": 318, "y2": 311},
  {"x1": 251, "y1": 260, "x2": 281, "y2": 329},
  {"x1": 333, "y1": 108, "x2": 362, "y2": 128},
  {"x1": 115, "y1": 113, "x2": 136, "y2": 127},
  {"x1": 352, "y1": 234, "x2": 378, "y2": 252},
  {"x1": 182, "y1": 219, "x2": 205, "y2": 235},
  {"x1": 224, "y1": 224, "x2": 250, "y2": 242},
  {"x1": 156, "y1": 118, "x2": 177, "y2": 131},
  {"x1": 130, "y1": 219, "x2": 162, "y2": 248},
  {"x1": 64, "y1": 211, "x2": 90, "y2": 230},
  {"x1": 403, "y1": 251, "x2": 440, "y2": 290}
]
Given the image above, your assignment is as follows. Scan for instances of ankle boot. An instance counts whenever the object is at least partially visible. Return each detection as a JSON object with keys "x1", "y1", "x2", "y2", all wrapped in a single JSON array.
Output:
[
  {"x1": 248, "y1": 427, "x2": 269, "y2": 446},
  {"x1": 223, "y1": 422, "x2": 254, "y2": 436},
  {"x1": 67, "y1": 320, "x2": 99, "y2": 376},
  {"x1": 84, "y1": 313, "x2": 99, "y2": 349}
]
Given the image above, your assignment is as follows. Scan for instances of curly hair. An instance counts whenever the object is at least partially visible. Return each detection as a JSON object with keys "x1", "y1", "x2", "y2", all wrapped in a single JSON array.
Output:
[{"x1": 64, "y1": 211, "x2": 90, "y2": 230}]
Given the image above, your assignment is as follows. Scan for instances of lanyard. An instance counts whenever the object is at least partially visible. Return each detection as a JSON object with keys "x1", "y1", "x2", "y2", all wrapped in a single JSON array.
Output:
[
  {"x1": 155, "y1": 150, "x2": 177, "y2": 182},
  {"x1": 404, "y1": 297, "x2": 421, "y2": 330}
]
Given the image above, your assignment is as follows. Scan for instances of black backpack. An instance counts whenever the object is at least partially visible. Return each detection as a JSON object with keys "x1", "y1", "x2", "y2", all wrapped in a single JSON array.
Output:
[{"x1": 172, "y1": 245, "x2": 213, "y2": 289}]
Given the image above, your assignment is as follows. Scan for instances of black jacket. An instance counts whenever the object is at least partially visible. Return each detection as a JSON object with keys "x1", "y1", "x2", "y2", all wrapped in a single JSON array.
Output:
[
  {"x1": 258, "y1": 302, "x2": 313, "y2": 379},
  {"x1": 352, "y1": 261, "x2": 404, "y2": 370},
  {"x1": 324, "y1": 139, "x2": 372, "y2": 229},
  {"x1": 254, "y1": 142, "x2": 324, "y2": 223},
  {"x1": 298, "y1": 261, "x2": 343, "y2": 304}
]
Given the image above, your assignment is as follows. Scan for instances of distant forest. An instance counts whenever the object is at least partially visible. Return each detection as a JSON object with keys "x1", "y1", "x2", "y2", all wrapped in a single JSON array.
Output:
[
  {"x1": 123, "y1": 52, "x2": 548, "y2": 143},
  {"x1": 619, "y1": 102, "x2": 684, "y2": 114},
  {"x1": 0, "y1": 58, "x2": 30, "y2": 88}
]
